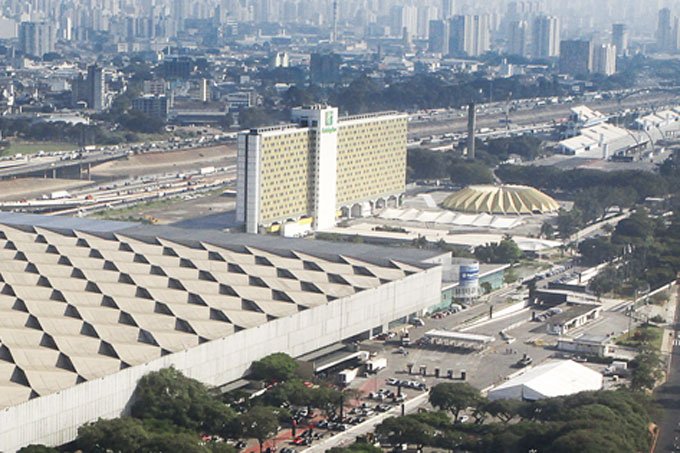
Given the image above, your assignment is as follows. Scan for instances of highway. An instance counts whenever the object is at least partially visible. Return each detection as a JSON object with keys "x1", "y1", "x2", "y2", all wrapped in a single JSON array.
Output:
[
  {"x1": 0, "y1": 134, "x2": 235, "y2": 180},
  {"x1": 407, "y1": 91, "x2": 680, "y2": 141},
  {"x1": 0, "y1": 165, "x2": 236, "y2": 215}
]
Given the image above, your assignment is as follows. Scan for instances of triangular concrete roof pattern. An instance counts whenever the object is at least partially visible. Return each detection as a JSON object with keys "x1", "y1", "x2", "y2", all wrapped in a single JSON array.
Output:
[{"x1": 0, "y1": 219, "x2": 429, "y2": 410}]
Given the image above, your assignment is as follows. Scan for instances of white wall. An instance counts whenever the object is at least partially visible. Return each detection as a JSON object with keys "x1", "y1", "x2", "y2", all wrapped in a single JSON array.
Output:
[{"x1": 0, "y1": 266, "x2": 442, "y2": 452}]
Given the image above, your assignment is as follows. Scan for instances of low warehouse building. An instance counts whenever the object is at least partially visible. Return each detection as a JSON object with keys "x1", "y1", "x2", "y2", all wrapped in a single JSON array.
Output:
[
  {"x1": 488, "y1": 360, "x2": 603, "y2": 401},
  {"x1": 546, "y1": 304, "x2": 601, "y2": 335},
  {"x1": 0, "y1": 213, "x2": 443, "y2": 451}
]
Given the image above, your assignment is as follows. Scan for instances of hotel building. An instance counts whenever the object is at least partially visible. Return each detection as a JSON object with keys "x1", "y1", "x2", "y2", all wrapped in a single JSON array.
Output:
[{"x1": 236, "y1": 105, "x2": 407, "y2": 234}]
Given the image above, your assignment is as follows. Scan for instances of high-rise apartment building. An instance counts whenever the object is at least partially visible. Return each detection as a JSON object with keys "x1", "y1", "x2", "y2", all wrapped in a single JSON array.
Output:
[
  {"x1": 449, "y1": 14, "x2": 490, "y2": 57},
  {"x1": 71, "y1": 65, "x2": 107, "y2": 111},
  {"x1": 132, "y1": 95, "x2": 169, "y2": 120},
  {"x1": 508, "y1": 20, "x2": 529, "y2": 57},
  {"x1": 658, "y1": 8, "x2": 673, "y2": 52},
  {"x1": 441, "y1": 0, "x2": 455, "y2": 20},
  {"x1": 593, "y1": 43, "x2": 617, "y2": 75},
  {"x1": 428, "y1": 19, "x2": 450, "y2": 54},
  {"x1": 612, "y1": 23, "x2": 628, "y2": 56},
  {"x1": 390, "y1": 5, "x2": 418, "y2": 37},
  {"x1": 236, "y1": 106, "x2": 407, "y2": 234},
  {"x1": 559, "y1": 40, "x2": 593, "y2": 75},
  {"x1": 87, "y1": 64, "x2": 105, "y2": 111},
  {"x1": 310, "y1": 53, "x2": 342, "y2": 84},
  {"x1": 417, "y1": 6, "x2": 439, "y2": 38},
  {"x1": 532, "y1": 15, "x2": 560, "y2": 58},
  {"x1": 18, "y1": 21, "x2": 55, "y2": 57}
]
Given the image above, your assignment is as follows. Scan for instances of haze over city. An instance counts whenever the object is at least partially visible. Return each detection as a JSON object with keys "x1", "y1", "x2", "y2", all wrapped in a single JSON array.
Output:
[{"x1": 1, "y1": 1, "x2": 680, "y2": 453}]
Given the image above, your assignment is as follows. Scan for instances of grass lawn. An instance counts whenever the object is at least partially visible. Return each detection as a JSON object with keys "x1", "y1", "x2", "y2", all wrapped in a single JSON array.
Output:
[
  {"x1": 616, "y1": 325, "x2": 663, "y2": 350},
  {"x1": 1, "y1": 142, "x2": 80, "y2": 156},
  {"x1": 90, "y1": 197, "x2": 177, "y2": 223}
]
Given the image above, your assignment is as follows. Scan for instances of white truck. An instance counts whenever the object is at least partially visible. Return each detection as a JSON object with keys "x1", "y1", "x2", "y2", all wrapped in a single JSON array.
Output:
[
  {"x1": 338, "y1": 368, "x2": 359, "y2": 386},
  {"x1": 365, "y1": 357, "x2": 387, "y2": 374},
  {"x1": 199, "y1": 166, "x2": 216, "y2": 175},
  {"x1": 49, "y1": 190, "x2": 71, "y2": 200}
]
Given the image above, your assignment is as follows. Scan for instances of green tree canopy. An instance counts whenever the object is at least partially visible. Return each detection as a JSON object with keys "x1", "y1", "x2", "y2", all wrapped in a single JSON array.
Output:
[
  {"x1": 250, "y1": 352, "x2": 299, "y2": 382},
  {"x1": 474, "y1": 236, "x2": 523, "y2": 264},
  {"x1": 428, "y1": 382, "x2": 484, "y2": 420},
  {"x1": 77, "y1": 417, "x2": 150, "y2": 452},
  {"x1": 131, "y1": 368, "x2": 237, "y2": 437},
  {"x1": 239, "y1": 406, "x2": 280, "y2": 453},
  {"x1": 17, "y1": 446, "x2": 59, "y2": 453},
  {"x1": 376, "y1": 416, "x2": 434, "y2": 448},
  {"x1": 578, "y1": 237, "x2": 621, "y2": 266}
]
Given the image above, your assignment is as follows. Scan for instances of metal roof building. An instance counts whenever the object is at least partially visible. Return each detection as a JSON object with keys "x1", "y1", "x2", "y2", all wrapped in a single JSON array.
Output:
[
  {"x1": 0, "y1": 213, "x2": 443, "y2": 451},
  {"x1": 441, "y1": 185, "x2": 560, "y2": 215}
]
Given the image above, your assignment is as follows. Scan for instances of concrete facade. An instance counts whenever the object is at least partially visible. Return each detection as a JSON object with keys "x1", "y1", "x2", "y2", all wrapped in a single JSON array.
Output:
[{"x1": 0, "y1": 260, "x2": 441, "y2": 452}]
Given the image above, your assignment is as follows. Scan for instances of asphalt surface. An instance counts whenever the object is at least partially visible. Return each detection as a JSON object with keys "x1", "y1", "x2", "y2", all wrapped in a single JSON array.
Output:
[{"x1": 654, "y1": 288, "x2": 680, "y2": 453}]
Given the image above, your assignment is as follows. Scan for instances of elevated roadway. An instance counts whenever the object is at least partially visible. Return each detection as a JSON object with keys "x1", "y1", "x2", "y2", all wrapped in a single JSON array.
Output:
[{"x1": 408, "y1": 90, "x2": 680, "y2": 141}]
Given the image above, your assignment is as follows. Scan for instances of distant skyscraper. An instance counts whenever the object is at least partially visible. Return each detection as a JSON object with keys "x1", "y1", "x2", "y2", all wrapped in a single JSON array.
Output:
[
  {"x1": 449, "y1": 14, "x2": 490, "y2": 57},
  {"x1": 18, "y1": 21, "x2": 55, "y2": 58},
  {"x1": 593, "y1": 43, "x2": 617, "y2": 76},
  {"x1": 428, "y1": 19, "x2": 450, "y2": 54},
  {"x1": 658, "y1": 8, "x2": 673, "y2": 52},
  {"x1": 533, "y1": 15, "x2": 560, "y2": 58},
  {"x1": 612, "y1": 24, "x2": 629, "y2": 56},
  {"x1": 417, "y1": 6, "x2": 439, "y2": 38},
  {"x1": 87, "y1": 64, "x2": 105, "y2": 111},
  {"x1": 559, "y1": 40, "x2": 593, "y2": 75},
  {"x1": 508, "y1": 20, "x2": 529, "y2": 57},
  {"x1": 310, "y1": 53, "x2": 342, "y2": 84},
  {"x1": 442, "y1": 0, "x2": 455, "y2": 19},
  {"x1": 390, "y1": 5, "x2": 418, "y2": 37}
]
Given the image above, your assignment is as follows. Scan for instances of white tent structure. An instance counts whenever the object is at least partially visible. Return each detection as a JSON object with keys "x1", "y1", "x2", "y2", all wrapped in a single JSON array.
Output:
[{"x1": 488, "y1": 360, "x2": 603, "y2": 401}]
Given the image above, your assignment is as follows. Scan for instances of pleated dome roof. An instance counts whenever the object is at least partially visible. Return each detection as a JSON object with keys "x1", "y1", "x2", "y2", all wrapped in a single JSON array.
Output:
[{"x1": 441, "y1": 185, "x2": 559, "y2": 215}]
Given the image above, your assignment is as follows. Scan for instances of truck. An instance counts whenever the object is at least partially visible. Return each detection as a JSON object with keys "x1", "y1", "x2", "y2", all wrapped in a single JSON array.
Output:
[
  {"x1": 200, "y1": 166, "x2": 216, "y2": 175},
  {"x1": 49, "y1": 190, "x2": 71, "y2": 200},
  {"x1": 365, "y1": 357, "x2": 387, "y2": 374},
  {"x1": 338, "y1": 368, "x2": 359, "y2": 386}
]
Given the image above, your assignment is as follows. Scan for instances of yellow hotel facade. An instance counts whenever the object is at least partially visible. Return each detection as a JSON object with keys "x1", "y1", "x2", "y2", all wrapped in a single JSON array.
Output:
[{"x1": 236, "y1": 105, "x2": 407, "y2": 234}]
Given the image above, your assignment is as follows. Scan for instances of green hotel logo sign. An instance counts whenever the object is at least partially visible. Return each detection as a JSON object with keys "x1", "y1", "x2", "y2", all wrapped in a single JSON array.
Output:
[{"x1": 321, "y1": 111, "x2": 336, "y2": 134}]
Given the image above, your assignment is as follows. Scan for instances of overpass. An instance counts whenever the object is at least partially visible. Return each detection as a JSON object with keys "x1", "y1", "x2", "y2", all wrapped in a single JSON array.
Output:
[{"x1": 0, "y1": 152, "x2": 127, "y2": 180}]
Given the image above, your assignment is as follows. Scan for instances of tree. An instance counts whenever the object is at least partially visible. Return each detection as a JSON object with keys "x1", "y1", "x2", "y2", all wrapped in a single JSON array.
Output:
[
  {"x1": 139, "y1": 432, "x2": 214, "y2": 453},
  {"x1": 17, "y1": 446, "x2": 59, "y2": 453},
  {"x1": 480, "y1": 281, "x2": 493, "y2": 294},
  {"x1": 250, "y1": 352, "x2": 299, "y2": 382},
  {"x1": 495, "y1": 236, "x2": 523, "y2": 263},
  {"x1": 588, "y1": 266, "x2": 621, "y2": 298},
  {"x1": 578, "y1": 237, "x2": 620, "y2": 266},
  {"x1": 406, "y1": 148, "x2": 450, "y2": 181},
  {"x1": 449, "y1": 158, "x2": 494, "y2": 185},
  {"x1": 540, "y1": 222, "x2": 555, "y2": 239},
  {"x1": 77, "y1": 417, "x2": 150, "y2": 452},
  {"x1": 556, "y1": 208, "x2": 583, "y2": 239},
  {"x1": 131, "y1": 368, "x2": 237, "y2": 437},
  {"x1": 428, "y1": 382, "x2": 482, "y2": 421},
  {"x1": 481, "y1": 399, "x2": 522, "y2": 424},
  {"x1": 631, "y1": 347, "x2": 664, "y2": 391},
  {"x1": 474, "y1": 236, "x2": 522, "y2": 264},
  {"x1": 240, "y1": 406, "x2": 280, "y2": 453},
  {"x1": 376, "y1": 416, "x2": 434, "y2": 448},
  {"x1": 613, "y1": 210, "x2": 655, "y2": 246}
]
